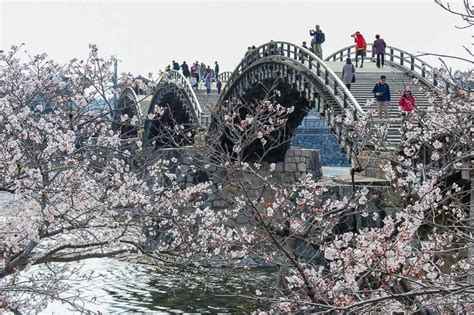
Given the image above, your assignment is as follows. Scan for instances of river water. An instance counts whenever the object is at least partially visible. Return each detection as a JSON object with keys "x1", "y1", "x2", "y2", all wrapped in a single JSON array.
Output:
[
  {"x1": 0, "y1": 192, "x2": 271, "y2": 313},
  {"x1": 42, "y1": 258, "x2": 271, "y2": 313},
  {"x1": 1, "y1": 167, "x2": 349, "y2": 313}
]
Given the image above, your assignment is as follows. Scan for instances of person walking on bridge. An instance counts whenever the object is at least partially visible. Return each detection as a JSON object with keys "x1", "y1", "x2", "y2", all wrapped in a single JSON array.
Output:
[
  {"x1": 352, "y1": 31, "x2": 367, "y2": 68},
  {"x1": 309, "y1": 25, "x2": 325, "y2": 59},
  {"x1": 341, "y1": 58, "x2": 355, "y2": 90},
  {"x1": 373, "y1": 34, "x2": 387, "y2": 68},
  {"x1": 372, "y1": 75, "x2": 391, "y2": 120}
]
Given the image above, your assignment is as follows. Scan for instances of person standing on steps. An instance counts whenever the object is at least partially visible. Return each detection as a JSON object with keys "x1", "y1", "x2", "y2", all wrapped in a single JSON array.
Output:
[
  {"x1": 205, "y1": 70, "x2": 212, "y2": 95},
  {"x1": 200, "y1": 62, "x2": 206, "y2": 82},
  {"x1": 190, "y1": 62, "x2": 197, "y2": 80},
  {"x1": 373, "y1": 34, "x2": 387, "y2": 68},
  {"x1": 191, "y1": 76, "x2": 198, "y2": 92},
  {"x1": 214, "y1": 61, "x2": 219, "y2": 82},
  {"x1": 352, "y1": 31, "x2": 367, "y2": 68},
  {"x1": 196, "y1": 61, "x2": 201, "y2": 81},
  {"x1": 181, "y1": 61, "x2": 190, "y2": 79},
  {"x1": 399, "y1": 87, "x2": 416, "y2": 114},
  {"x1": 172, "y1": 60, "x2": 180, "y2": 71},
  {"x1": 372, "y1": 75, "x2": 391, "y2": 120},
  {"x1": 341, "y1": 58, "x2": 355, "y2": 90},
  {"x1": 300, "y1": 41, "x2": 309, "y2": 61},
  {"x1": 309, "y1": 25, "x2": 325, "y2": 59},
  {"x1": 216, "y1": 79, "x2": 222, "y2": 95}
]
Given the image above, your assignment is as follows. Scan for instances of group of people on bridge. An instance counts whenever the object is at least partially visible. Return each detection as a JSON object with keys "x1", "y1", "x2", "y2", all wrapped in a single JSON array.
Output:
[
  {"x1": 305, "y1": 25, "x2": 416, "y2": 120},
  {"x1": 305, "y1": 26, "x2": 385, "y2": 67},
  {"x1": 170, "y1": 60, "x2": 222, "y2": 95},
  {"x1": 166, "y1": 25, "x2": 417, "y2": 120}
]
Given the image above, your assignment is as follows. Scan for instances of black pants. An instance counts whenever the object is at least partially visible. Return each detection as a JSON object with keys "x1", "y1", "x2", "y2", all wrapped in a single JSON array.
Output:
[
  {"x1": 345, "y1": 83, "x2": 351, "y2": 90},
  {"x1": 355, "y1": 49, "x2": 366, "y2": 66},
  {"x1": 376, "y1": 53, "x2": 385, "y2": 67}
]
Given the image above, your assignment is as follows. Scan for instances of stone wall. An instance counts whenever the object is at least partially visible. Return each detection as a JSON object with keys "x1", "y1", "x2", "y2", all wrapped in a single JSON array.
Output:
[
  {"x1": 357, "y1": 151, "x2": 393, "y2": 179},
  {"x1": 152, "y1": 146, "x2": 322, "y2": 211}
]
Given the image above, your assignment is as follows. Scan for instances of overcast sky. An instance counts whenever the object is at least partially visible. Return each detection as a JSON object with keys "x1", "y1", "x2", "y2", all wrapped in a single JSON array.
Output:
[{"x1": 1, "y1": 0, "x2": 472, "y2": 75}]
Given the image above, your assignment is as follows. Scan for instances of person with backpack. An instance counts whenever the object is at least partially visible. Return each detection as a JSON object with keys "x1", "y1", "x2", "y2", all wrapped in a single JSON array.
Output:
[
  {"x1": 372, "y1": 75, "x2": 391, "y2": 119},
  {"x1": 351, "y1": 31, "x2": 367, "y2": 68},
  {"x1": 341, "y1": 58, "x2": 355, "y2": 90},
  {"x1": 309, "y1": 25, "x2": 325, "y2": 59},
  {"x1": 373, "y1": 34, "x2": 387, "y2": 68}
]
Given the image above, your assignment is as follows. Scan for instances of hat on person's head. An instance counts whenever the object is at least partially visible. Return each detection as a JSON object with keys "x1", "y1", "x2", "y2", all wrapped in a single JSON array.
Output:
[
  {"x1": 380, "y1": 75, "x2": 386, "y2": 80},
  {"x1": 355, "y1": 31, "x2": 360, "y2": 34}
]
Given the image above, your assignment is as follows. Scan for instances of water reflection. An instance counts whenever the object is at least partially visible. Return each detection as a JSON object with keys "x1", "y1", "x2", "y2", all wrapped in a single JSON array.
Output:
[
  {"x1": 44, "y1": 258, "x2": 272, "y2": 313},
  {"x1": 0, "y1": 192, "x2": 276, "y2": 313}
]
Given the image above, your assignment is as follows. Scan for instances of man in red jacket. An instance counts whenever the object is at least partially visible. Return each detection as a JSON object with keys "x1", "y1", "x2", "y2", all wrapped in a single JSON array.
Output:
[{"x1": 351, "y1": 31, "x2": 367, "y2": 68}]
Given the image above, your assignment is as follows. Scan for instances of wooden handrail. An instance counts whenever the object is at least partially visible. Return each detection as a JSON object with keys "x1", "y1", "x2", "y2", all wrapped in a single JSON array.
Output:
[
  {"x1": 325, "y1": 43, "x2": 448, "y2": 91},
  {"x1": 219, "y1": 41, "x2": 365, "y2": 121}
]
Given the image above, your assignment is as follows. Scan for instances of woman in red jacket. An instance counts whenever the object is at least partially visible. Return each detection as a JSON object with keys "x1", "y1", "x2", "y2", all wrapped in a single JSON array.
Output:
[
  {"x1": 351, "y1": 31, "x2": 367, "y2": 68},
  {"x1": 399, "y1": 88, "x2": 416, "y2": 114}
]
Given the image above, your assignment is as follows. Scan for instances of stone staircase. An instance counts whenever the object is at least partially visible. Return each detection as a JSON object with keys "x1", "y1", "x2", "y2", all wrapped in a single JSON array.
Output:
[
  {"x1": 194, "y1": 85, "x2": 221, "y2": 126},
  {"x1": 326, "y1": 60, "x2": 434, "y2": 145}
]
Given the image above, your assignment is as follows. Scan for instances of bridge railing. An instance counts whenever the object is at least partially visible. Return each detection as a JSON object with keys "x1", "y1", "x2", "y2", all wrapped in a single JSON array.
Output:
[
  {"x1": 325, "y1": 44, "x2": 449, "y2": 92},
  {"x1": 218, "y1": 71, "x2": 232, "y2": 82},
  {"x1": 113, "y1": 87, "x2": 141, "y2": 136},
  {"x1": 167, "y1": 69, "x2": 203, "y2": 123},
  {"x1": 221, "y1": 41, "x2": 365, "y2": 122}
]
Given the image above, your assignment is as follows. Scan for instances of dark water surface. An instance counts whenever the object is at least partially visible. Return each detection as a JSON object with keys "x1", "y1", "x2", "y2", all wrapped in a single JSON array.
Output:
[{"x1": 43, "y1": 258, "x2": 273, "y2": 313}]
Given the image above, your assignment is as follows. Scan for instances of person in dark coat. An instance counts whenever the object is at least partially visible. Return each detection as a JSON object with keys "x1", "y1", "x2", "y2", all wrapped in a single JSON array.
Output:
[
  {"x1": 181, "y1": 61, "x2": 190, "y2": 78},
  {"x1": 373, "y1": 34, "x2": 387, "y2": 68},
  {"x1": 216, "y1": 79, "x2": 222, "y2": 94},
  {"x1": 172, "y1": 60, "x2": 180, "y2": 71},
  {"x1": 214, "y1": 61, "x2": 219, "y2": 81},
  {"x1": 309, "y1": 25, "x2": 325, "y2": 59},
  {"x1": 372, "y1": 75, "x2": 391, "y2": 119}
]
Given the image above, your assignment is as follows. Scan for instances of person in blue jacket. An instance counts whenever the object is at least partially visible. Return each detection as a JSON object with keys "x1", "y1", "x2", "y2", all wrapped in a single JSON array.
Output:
[
  {"x1": 309, "y1": 25, "x2": 325, "y2": 59},
  {"x1": 372, "y1": 75, "x2": 391, "y2": 119}
]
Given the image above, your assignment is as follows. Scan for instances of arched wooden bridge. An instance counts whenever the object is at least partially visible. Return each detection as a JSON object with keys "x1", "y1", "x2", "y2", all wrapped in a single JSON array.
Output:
[{"x1": 114, "y1": 41, "x2": 447, "y2": 154}]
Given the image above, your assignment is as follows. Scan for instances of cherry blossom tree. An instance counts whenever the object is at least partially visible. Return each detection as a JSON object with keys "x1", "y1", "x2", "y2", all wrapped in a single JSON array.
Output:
[
  {"x1": 0, "y1": 1, "x2": 472, "y2": 312},
  {"x1": 0, "y1": 45, "x2": 238, "y2": 313},
  {"x1": 178, "y1": 75, "x2": 473, "y2": 313},
  {"x1": 147, "y1": 44, "x2": 473, "y2": 315}
]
